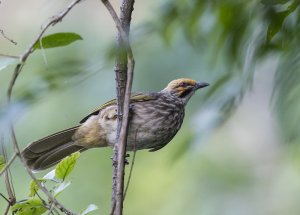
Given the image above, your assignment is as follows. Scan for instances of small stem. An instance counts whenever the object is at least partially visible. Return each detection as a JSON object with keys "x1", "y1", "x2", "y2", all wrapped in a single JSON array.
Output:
[
  {"x1": 0, "y1": 153, "x2": 17, "y2": 177},
  {"x1": 0, "y1": 193, "x2": 10, "y2": 203},
  {"x1": 123, "y1": 150, "x2": 136, "y2": 200}
]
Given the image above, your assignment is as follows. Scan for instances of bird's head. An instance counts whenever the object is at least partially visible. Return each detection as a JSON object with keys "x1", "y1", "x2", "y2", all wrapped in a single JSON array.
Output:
[{"x1": 162, "y1": 78, "x2": 209, "y2": 105}]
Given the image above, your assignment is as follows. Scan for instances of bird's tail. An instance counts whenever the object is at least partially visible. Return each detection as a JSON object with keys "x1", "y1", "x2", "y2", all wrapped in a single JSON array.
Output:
[{"x1": 22, "y1": 126, "x2": 86, "y2": 171}]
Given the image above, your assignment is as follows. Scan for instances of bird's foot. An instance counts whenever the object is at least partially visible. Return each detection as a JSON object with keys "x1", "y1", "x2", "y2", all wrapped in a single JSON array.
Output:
[
  {"x1": 125, "y1": 153, "x2": 130, "y2": 165},
  {"x1": 110, "y1": 154, "x2": 130, "y2": 165}
]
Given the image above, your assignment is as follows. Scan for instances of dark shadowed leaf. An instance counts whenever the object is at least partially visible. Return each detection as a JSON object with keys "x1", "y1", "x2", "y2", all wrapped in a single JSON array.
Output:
[
  {"x1": 55, "y1": 151, "x2": 80, "y2": 180},
  {"x1": 275, "y1": 49, "x2": 300, "y2": 145},
  {"x1": 266, "y1": 2, "x2": 300, "y2": 42},
  {"x1": 33, "y1": 32, "x2": 82, "y2": 50}
]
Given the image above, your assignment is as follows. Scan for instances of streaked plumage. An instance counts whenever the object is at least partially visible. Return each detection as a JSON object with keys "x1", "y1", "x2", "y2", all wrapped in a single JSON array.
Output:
[{"x1": 22, "y1": 78, "x2": 209, "y2": 170}]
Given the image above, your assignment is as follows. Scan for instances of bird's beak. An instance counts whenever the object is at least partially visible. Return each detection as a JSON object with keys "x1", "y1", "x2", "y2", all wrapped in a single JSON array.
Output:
[{"x1": 195, "y1": 82, "x2": 209, "y2": 89}]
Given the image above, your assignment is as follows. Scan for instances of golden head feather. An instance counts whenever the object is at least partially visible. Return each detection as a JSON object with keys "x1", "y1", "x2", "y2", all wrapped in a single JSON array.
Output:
[{"x1": 162, "y1": 78, "x2": 209, "y2": 104}]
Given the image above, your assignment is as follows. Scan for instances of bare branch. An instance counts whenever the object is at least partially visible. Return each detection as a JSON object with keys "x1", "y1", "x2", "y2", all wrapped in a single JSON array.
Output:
[
  {"x1": 0, "y1": 29, "x2": 17, "y2": 45},
  {"x1": 101, "y1": 0, "x2": 135, "y2": 215},
  {"x1": 0, "y1": 192, "x2": 10, "y2": 203},
  {"x1": 0, "y1": 153, "x2": 17, "y2": 177},
  {"x1": 100, "y1": 0, "x2": 134, "y2": 58},
  {"x1": 1, "y1": 136, "x2": 16, "y2": 206},
  {"x1": 4, "y1": 203, "x2": 11, "y2": 215},
  {"x1": 123, "y1": 150, "x2": 136, "y2": 200}
]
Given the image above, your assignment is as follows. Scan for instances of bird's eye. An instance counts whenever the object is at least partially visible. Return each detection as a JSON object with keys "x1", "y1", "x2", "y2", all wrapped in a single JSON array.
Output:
[{"x1": 178, "y1": 82, "x2": 188, "y2": 87}]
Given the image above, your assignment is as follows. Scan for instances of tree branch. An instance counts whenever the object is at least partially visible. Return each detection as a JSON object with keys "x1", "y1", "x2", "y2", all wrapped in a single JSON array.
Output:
[
  {"x1": 1, "y1": 134, "x2": 16, "y2": 207},
  {"x1": 4, "y1": 0, "x2": 84, "y2": 214},
  {"x1": 100, "y1": 0, "x2": 135, "y2": 215}
]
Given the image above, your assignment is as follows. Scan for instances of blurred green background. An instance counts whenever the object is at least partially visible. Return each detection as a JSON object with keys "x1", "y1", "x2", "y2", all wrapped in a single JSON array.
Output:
[{"x1": 1, "y1": 0, "x2": 300, "y2": 214}]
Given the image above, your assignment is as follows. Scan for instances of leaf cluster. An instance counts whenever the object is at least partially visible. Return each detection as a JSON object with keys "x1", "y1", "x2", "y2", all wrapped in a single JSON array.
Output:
[{"x1": 10, "y1": 152, "x2": 98, "y2": 215}]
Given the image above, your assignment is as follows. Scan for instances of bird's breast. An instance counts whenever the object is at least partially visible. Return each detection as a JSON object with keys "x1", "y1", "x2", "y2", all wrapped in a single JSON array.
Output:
[{"x1": 126, "y1": 98, "x2": 185, "y2": 150}]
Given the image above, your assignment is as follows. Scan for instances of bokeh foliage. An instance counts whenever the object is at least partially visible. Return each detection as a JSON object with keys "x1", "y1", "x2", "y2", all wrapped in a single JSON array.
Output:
[
  {"x1": 1, "y1": 0, "x2": 300, "y2": 214},
  {"x1": 154, "y1": 0, "x2": 300, "y2": 144}
]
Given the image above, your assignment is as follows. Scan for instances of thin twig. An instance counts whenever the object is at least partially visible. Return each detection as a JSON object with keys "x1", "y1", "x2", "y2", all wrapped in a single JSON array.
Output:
[
  {"x1": 0, "y1": 29, "x2": 17, "y2": 45},
  {"x1": 4, "y1": 203, "x2": 11, "y2": 215},
  {"x1": 123, "y1": 150, "x2": 136, "y2": 200},
  {"x1": 0, "y1": 192, "x2": 10, "y2": 203},
  {"x1": 0, "y1": 153, "x2": 17, "y2": 177},
  {"x1": 124, "y1": 128, "x2": 138, "y2": 200},
  {"x1": 1, "y1": 136, "x2": 16, "y2": 205}
]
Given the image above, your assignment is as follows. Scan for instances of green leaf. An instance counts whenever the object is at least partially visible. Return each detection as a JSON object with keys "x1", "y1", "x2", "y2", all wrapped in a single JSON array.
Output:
[
  {"x1": 0, "y1": 54, "x2": 18, "y2": 71},
  {"x1": 0, "y1": 155, "x2": 5, "y2": 171},
  {"x1": 80, "y1": 204, "x2": 99, "y2": 215},
  {"x1": 11, "y1": 198, "x2": 47, "y2": 215},
  {"x1": 261, "y1": 0, "x2": 290, "y2": 5},
  {"x1": 53, "y1": 181, "x2": 71, "y2": 197},
  {"x1": 266, "y1": 2, "x2": 299, "y2": 42},
  {"x1": 55, "y1": 151, "x2": 80, "y2": 180},
  {"x1": 33, "y1": 32, "x2": 83, "y2": 50},
  {"x1": 275, "y1": 48, "x2": 300, "y2": 145},
  {"x1": 28, "y1": 179, "x2": 46, "y2": 197}
]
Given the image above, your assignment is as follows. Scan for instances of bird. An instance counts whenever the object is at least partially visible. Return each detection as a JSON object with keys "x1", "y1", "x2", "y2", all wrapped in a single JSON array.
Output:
[{"x1": 22, "y1": 78, "x2": 209, "y2": 171}]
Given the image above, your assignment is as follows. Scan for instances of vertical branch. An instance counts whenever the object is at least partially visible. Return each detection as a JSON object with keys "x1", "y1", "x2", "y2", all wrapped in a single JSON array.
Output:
[
  {"x1": 100, "y1": 0, "x2": 135, "y2": 215},
  {"x1": 1, "y1": 135, "x2": 16, "y2": 210}
]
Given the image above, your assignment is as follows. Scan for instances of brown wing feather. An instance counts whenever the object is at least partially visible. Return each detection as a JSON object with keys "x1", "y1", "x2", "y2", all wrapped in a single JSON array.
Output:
[
  {"x1": 79, "y1": 93, "x2": 158, "y2": 123},
  {"x1": 22, "y1": 126, "x2": 84, "y2": 171}
]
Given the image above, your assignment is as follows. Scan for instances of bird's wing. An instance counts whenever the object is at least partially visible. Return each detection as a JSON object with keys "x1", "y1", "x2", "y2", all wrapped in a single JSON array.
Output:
[{"x1": 79, "y1": 92, "x2": 158, "y2": 123}]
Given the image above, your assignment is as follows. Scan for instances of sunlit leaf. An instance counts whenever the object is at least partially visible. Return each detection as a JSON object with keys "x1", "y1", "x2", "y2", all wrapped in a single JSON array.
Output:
[
  {"x1": 53, "y1": 181, "x2": 71, "y2": 197},
  {"x1": 80, "y1": 204, "x2": 99, "y2": 215},
  {"x1": 28, "y1": 179, "x2": 46, "y2": 197},
  {"x1": 55, "y1": 152, "x2": 80, "y2": 180},
  {"x1": 33, "y1": 32, "x2": 83, "y2": 50},
  {"x1": 11, "y1": 198, "x2": 47, "y2": 215},
  {"x1": 0, "y1": 155, "x2": 5, "y2": 171},
  {"x1": 0, "y1": 54, "x2": 18, "y2": 71}
]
